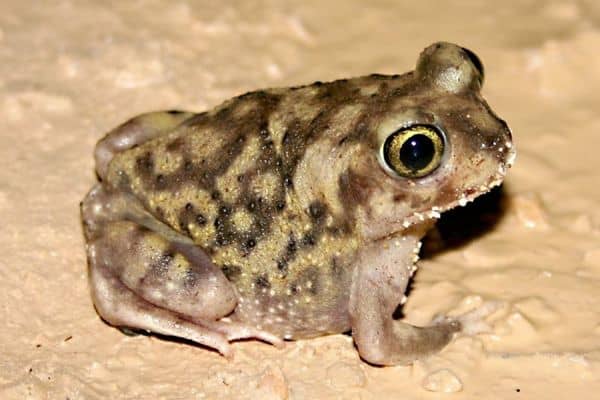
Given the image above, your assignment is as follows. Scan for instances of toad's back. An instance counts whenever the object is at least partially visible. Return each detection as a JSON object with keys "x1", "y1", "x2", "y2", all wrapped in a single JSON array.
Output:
[{"x1": 102, "y1": 76, "x2": 415, "y2": 337}]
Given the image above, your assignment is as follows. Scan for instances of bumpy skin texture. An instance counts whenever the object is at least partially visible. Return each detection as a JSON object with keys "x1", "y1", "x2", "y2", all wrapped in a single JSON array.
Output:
[{"x1": 81, "y1": 42, "x2": 515, "y2": 364}]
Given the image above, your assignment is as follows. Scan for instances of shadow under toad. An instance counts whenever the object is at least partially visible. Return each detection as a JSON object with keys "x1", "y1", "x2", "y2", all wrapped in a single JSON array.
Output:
[{"x1": 392, "y1": 184, "x2": 509, "y2": 320}]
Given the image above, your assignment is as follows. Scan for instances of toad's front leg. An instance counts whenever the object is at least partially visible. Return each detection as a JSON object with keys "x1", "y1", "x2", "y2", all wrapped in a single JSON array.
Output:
[{"x1": 348, "y1": 233, "x2": 460, "y2": 366}]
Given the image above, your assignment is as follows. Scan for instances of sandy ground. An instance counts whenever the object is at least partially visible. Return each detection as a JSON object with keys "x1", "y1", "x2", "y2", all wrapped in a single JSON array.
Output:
[{"x1": 1, "y1": 0, "x2": 600, "y2": 399}]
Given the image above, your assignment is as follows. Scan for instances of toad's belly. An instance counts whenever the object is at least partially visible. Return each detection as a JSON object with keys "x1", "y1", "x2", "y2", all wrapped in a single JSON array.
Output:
[{"x1": 230, "y1": 290, "x2": 351, "y2": 340}]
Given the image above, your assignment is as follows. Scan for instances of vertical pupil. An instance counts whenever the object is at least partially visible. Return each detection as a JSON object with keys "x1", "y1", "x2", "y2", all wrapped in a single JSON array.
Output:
[{"x1": 399, "y1": 134, "x2": 435, "y2": 171}]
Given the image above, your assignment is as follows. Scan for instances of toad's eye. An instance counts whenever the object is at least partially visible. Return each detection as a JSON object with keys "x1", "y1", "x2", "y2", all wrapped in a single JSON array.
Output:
[{"x1": 382, "y1": 125, "x2": 445, "y2": 178}]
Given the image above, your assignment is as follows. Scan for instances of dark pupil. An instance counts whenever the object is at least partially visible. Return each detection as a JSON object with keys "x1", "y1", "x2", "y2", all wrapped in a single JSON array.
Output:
[{"x1": 399, "y1": 134, "x2": 435, "y2": 172}]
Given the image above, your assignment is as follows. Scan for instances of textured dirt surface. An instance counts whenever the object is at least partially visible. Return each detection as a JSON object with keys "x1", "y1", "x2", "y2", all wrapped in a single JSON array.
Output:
[{"x1": 1, "y1": 1, "x2": 600, "y2": 399}]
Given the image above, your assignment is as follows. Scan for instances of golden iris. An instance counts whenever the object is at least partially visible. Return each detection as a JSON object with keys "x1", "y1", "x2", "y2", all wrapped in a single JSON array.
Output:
[{"x1": 383, "y1": 125, "x2": 444, "y2": 178}]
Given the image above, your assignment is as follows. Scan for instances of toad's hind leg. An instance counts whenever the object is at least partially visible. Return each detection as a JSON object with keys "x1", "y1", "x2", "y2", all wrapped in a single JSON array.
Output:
[
  {"x1": 94, "y1": 110, "x2": 193, "y2": 180},
  {"x1": 89, "y1": 255, "x2": 235, "y2": 357},
  {"x1": 81, "y1": 185, "x2": 282, "y2": 358}
]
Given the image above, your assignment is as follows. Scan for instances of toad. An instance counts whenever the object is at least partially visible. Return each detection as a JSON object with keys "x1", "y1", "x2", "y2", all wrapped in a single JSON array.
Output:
[{"x1": 81, "y1": 42, "x2": 515, "y2": 365}]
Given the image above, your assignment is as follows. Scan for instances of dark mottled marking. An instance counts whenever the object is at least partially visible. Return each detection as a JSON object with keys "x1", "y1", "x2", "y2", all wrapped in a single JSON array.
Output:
[
  {"x1": 258, "y1": 122, "x2": 270, "y2": 139},
  {"x1": 195, "y1": 213, "x2": 207, "y2": 225},
  {"x1": 183, "y1": 266, "x2": 201, "y2": 289},
  {"x1": 286, "y1": 235, "x2": 297, "y2": 254},
  {"x1": 289, "y1": 284, "x2": 300, "y2": 295},
  {"x1": 277, "y1": 79, "x2": 362, "y2": 190},
  {"x1": 166, "y1": 137, "x2": 186, "y2": 152},
  {"x1": 177, "y1": 203, "x2": 203, "y2": 235},
  {"x1": 393, "y1": 193, "x2": 406, "y2": 202},
  {"x1": 464, "y1": 187, "x2": 478, "y2": 196},
  {"x1": 134, "y1": 152, "x2": 154, "y2": 180},
  {"x1": 290, "y1": 201, "x2": 329, "y2": 250},
  {"x1": 148, "y1": 251, "x2": 174, "y2": 276},
  {"x1": 255, "y1": 274, "x2": 271, "y2": 289},
  {"x1": 221, "y1": 264, "x2": 241, "y2": 281},
  {"x1": 215, "y1": 230, "x2": 233, "y2": 247},
  {"x1": 277, "y1": 260, "x2": 288, "y2": 274},
  {"x1": 239, "y1": 235, "x2": 257, "y2": 257},
  {"x1": 308, "y1": 201, "x2": 325, "y2": 220},
  {"x1": 301, "y1": 232, "x2": 316, "y2": 246},
  {"x1": 215, "y1": 233, "x2": 230, "y2": 247},
  {"x1": 155, "y1": 174, "x2": 166, "y2": 189},
  {"x1": 338, "y1": 168, "x2": 372, "y2": 209},
  {"x1": 178, "y1": 220, "x2": 190, "y2": 235},
  {"x1": 220, "y1": 206, "x2": 231, "y2": 215},
  {"x1": 274, "y1": 234, "x2": 299, "y2": 278},
  {"x1": 283, "y1": 174, "x2": 293, "y2": 188}
]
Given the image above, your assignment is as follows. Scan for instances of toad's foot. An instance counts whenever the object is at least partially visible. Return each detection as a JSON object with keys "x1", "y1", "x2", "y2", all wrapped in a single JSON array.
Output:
[
  {"x1": 200, "y1": 319, "x2": 284, "y2": 347},
  {"x1": 434, "y1": 300, "x2": 504, "y2": 336},
  {"x1": 353, "y1": 316, "x2": 461, "y2": 366}
]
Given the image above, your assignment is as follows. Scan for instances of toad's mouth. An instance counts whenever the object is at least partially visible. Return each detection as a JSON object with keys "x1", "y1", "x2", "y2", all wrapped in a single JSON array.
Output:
[
  {"x1": 379, "y1": 145, "x2": 515, "y2": 284},
  {"x1": 394, "y1": 144, "x2": 516, "y2": 232}
]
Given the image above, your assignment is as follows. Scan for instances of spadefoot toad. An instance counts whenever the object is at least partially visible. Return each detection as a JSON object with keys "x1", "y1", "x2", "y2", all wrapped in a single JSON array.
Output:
[{"x1": 81, "y1": 42, "x2": 515, "y2": 365}]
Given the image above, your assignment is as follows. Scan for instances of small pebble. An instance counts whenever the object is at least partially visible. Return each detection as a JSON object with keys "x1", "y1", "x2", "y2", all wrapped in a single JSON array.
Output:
[
  {"x1": 422, "y1": 368, "x2": 463, "y2": 392},
  {"x1": 512, "y1": 193, "x2": 550, "y2": 230}
]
